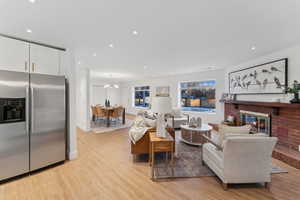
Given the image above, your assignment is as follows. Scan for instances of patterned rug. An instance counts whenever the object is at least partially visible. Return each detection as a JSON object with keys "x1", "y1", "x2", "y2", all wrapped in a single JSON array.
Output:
[
  {"x1": 143, "y1": 131, "x2": 288, "y2": 179},
  {"x1": 92, "y1": 119, "x2": 133, "y2": 133},
  {"x1": 152, "y1": 133, "x2": 214, "y2": 179}
]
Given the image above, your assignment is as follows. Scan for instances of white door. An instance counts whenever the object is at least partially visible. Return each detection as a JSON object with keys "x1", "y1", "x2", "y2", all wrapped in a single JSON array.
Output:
[
  {"x1": 0, "y1": 36, "x2": 29, "y2": 72},
  {"x1": 30, "y1": 44, "x2": 60, "y2": 75}
]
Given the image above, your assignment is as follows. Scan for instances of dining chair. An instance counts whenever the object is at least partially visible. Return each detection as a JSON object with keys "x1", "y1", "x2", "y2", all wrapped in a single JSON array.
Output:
[
  {"x1": 91, "y1": 106, "x2": 97, "y2": 122},
  {"x1": 95, "y1": 105, "x2": 107, "y2": 124},
  {"x1": 110, "y1": 106, "x2": 123, "y2": 125}
]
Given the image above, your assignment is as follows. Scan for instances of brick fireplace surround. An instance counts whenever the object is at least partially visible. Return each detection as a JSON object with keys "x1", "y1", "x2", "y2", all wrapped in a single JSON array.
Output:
[{"x1": 224, "y1": 100, "x2": 300, "y2": 169}]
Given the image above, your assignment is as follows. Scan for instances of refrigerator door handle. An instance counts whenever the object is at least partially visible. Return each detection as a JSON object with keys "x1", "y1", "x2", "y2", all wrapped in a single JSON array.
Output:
[
  {"x1": 26, "y1": 85, "x2": 30, "y2": 136},
  {"x1": 30, "y1": 86, "x2": 35, "y2": 133}
]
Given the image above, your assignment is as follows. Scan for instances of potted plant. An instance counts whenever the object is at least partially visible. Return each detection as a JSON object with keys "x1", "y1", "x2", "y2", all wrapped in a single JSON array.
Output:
[{"x1": 286, "y1": 80, "x2": 300, "y2": 103}]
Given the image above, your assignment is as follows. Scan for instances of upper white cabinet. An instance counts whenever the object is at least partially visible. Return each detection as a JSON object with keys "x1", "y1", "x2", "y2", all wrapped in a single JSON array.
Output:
[
  {"x1": 0, "y1": 36, "x2": 29, "y2": 72},
  {"x1": 30, "y1": 44, "x2": 61, "y2": 75}
]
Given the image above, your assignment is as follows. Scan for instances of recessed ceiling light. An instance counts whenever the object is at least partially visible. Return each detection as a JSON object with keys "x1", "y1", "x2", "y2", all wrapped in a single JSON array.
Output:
[
  {"x1": 143, "y1": 65, "x2": 148, "y2": 69},
  {"x1": 28, "y1": 0, "x2": 36, "y2": 3},
  {"x1": 26, "y1": 29, "x2": 32, "y2": 33},
  {"x1": 78, "y1": 61, "x2": 81, "y2": 65},
  {"x1": 109, "y1": 44, "x2": 114, "y2": 48},
  {"x1": 93, "y1": 53, "x2": 97, "y2": 57},
  {"x1": 251, "y1": 46, "x2": 256, "y2": 50},
  {"x1": 132, "y1": 30, "x2": 138, "y2": 35}
]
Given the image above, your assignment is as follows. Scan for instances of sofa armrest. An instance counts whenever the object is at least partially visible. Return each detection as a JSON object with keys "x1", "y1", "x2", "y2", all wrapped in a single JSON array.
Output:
[{"x1": 202, "y1": 134, "x2": 223, "y2": 151}]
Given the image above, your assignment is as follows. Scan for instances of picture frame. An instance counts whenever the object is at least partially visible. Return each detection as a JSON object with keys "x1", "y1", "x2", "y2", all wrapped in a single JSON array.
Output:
[
  {"x1": 156, "y1": 86, "x2": 170, "y2": 97},
  {"x1": 229, "y1": 58, "x2": 288, "y2": 94}
]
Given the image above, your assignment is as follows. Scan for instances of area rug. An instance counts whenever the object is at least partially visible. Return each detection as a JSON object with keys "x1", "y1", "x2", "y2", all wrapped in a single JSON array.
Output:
[
  {"x1": 150, "y1": 131, "x2": 288, "y2": 179},
  {"x1": 92, "y1": 119, "x2": 133, "y2": 134}
]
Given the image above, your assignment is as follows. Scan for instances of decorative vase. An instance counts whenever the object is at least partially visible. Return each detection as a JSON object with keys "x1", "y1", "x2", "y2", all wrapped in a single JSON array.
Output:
[
  {"x1": 189, "y1": 117, "x2": 197, "y2": 128},
  {"x1": 156, "y1": 114, "x2": 167, "y2": 138},
  {"x1": 290, "y1": 92, "x2": 300, "y2": 104},
  {"x1": 197, "y1": 117, "x2": 202, "y2": 128}
]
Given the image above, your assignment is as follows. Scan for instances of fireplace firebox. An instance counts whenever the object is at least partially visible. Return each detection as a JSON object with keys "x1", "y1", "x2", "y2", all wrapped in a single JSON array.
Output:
[{"x1": 240, "y1": 110, "x2": 271, "y2": 136}]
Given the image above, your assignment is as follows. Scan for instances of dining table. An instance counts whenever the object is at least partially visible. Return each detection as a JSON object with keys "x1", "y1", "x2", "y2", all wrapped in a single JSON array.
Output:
[{"x1": 102, "y1": 107, "x2": 126, "y2": 127}]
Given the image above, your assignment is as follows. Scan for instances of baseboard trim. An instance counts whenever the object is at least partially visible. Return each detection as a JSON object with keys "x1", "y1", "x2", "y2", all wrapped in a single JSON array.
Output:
[{"x1": 68, "y1": 150, "x2": 78, "y2": 160}]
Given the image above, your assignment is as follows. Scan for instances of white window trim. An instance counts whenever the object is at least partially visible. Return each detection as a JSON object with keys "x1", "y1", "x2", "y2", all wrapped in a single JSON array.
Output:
[
  {"x1": 178, "y1": 79, "x2": 217, "y2": 113},
  {"x1": 132, "y1": 86, "x2": 151, "y2": 108}
]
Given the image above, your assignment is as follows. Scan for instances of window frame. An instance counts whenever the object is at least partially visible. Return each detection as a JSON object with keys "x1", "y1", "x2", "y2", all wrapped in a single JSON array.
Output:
[
  {"x1": 133, "y1": 86, "x2": 151, "y2": 108},
  {"x1": 179, "y1": 79, "x2": 216, "y2": 113}
]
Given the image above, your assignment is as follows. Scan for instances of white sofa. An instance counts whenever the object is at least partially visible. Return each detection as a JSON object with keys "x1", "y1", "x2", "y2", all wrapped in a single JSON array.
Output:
[
  {"x1": 166, "y1": 109, "x2": 189, "y2": 129},
  {"x1": 202, "y1": 135, "x2": 277, "y2": 190}
]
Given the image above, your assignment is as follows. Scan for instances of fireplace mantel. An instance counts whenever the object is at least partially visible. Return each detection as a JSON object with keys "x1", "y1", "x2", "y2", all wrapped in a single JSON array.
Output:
[{"x1": 224, "y1": 100, "x2": 300, "y2": 115}]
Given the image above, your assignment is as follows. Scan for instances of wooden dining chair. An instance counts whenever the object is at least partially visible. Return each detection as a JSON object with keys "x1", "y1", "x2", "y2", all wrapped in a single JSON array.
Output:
[
  {"x1": 91, "y1": 106, "x2": 96, "y2": 122},
  {"x1": 95, "y1": 105, "x2": 107, "y2": 124},
  {"x1": 110, "y1": 106, "x2": 123, "y2": 125}
]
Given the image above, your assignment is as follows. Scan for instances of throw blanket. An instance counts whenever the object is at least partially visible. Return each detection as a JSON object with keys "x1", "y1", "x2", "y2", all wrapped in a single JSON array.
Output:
[{"x1": 129, "y1": 116, "x2": 150, "y2": 144}]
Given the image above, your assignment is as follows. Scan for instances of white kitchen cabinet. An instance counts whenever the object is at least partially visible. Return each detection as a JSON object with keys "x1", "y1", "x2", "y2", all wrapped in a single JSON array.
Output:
[
  {"x1": 59, "y1": 51, "x2": 69, "y2": 76},
  {"x1": 30, "y1": 44, "x2": 61, "y2": 75},
  {"x1": 0, "y1": 36, "x2": 29, "y2": 72}
]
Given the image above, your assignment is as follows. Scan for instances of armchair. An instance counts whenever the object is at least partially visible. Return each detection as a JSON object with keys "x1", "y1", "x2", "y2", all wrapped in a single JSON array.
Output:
[
  {"x1": 201, "y1": 134, "x2": 277, "y2": 190},
  {"x1": 167, "y1": 108, "x2": 189, "y2": 129}
]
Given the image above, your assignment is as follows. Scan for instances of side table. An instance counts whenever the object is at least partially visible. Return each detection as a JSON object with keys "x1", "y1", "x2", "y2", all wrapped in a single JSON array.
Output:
[{"x1": 149, "y1": 131, "x2": 175, "y2": 180}]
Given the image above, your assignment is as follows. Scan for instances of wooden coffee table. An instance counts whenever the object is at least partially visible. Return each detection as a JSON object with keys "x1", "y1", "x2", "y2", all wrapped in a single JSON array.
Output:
[
  {"x1": 149, "y1": 131, "x2": 175, "y2": 180},
  {"x1": 180, "y1": 124, "x2": 212, "y2": 146}
]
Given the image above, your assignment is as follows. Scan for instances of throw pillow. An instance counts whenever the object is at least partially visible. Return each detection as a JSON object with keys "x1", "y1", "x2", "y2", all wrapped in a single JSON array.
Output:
[
  {"x1": 218, "y1": 124, "x2": 252, "y2": 147},
  {"x1": 145, "y1": 110, "x2": 157, "y2": 119},
  {"x1": 144, "y1": 118, "x2": 156, "y2": 128},
  {"x1": 133, "y1": 116, "x2": 146, "y2": 128},
  {"x1": 172, "y1": 108, "x2": 182, "y2": 118}
]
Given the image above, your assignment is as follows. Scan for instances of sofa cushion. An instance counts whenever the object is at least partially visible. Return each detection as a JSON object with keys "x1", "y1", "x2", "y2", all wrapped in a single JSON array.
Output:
[{"x1": 166, "y1": 117, "x2": 188, "y2": 128}]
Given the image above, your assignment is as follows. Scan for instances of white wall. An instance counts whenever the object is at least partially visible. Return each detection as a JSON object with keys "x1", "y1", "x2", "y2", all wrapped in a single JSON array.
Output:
[
  {"x1": 59, "y1": 50, "x2": 78, "y2": 160},
  {"x1": 76, "y1": 67, "x2": 91, "y2": 132},
  {"x1": 120, "y1": 69, "x2": 225, "y2": 124},
  {"x1": 225, "y1": 44, "x2": 300, "y2": 102},
  {"x1": 92, "y1": 85, "x2": 106, "y2": 105},
  {"x1": 91, "y1": 83, "x2": 121, "y2": 106}
]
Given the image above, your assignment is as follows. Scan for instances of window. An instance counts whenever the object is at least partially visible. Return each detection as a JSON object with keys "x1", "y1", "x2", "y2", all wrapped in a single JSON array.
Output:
[
  {"x1": 180, "y1": 80, "x2": 216, "y2": 112},
  {"x1": 134, "y1": 86, "x2": 150, "y2": 107}
]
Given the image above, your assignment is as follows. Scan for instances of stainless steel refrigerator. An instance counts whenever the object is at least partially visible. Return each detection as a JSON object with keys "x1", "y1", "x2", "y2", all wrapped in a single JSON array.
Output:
[{"x1": 0, "y1": 70, "x2": 66, "y2": 181}]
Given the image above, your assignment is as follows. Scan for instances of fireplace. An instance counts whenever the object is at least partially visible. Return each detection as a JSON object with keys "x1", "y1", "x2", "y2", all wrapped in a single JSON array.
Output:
[
  {"x1": 224, "y1": 100, "x2": 300, "y2": 169},
  {"x1": 240, "y1": 110, "x2": 271, "y2": 136}
]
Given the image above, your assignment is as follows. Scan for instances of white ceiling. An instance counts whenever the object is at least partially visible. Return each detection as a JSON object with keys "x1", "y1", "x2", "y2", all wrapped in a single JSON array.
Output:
[{"x1": 1, "y1": 0, "x2": 300, "y2": 81}]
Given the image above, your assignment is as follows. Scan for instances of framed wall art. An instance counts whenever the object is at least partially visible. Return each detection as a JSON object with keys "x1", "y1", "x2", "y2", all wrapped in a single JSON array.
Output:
[
  {"x1": 229, "y1": 58, "x2": 288, "y2": 94},
  {"x1": 156, "y1": 86, "x2": 170, "y2": 97}
]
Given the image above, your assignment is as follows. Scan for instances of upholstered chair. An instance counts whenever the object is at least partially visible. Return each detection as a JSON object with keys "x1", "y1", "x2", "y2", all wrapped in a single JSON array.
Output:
[
  {"x1": 166, "y1": 108, "x2": 189, "y2": 129},
  {"x1": 202, "y1": 134, "x2": 277, "y2": 190}
]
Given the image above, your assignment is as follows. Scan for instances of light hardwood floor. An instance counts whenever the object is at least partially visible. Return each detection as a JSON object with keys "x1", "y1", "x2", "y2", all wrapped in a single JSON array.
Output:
[{"x1": 1, "y1": 117, "x2": 300, "y2": 200}]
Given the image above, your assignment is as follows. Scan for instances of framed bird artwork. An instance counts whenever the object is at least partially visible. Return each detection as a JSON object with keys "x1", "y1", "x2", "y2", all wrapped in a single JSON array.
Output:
[{"x1": 229, "y1": 58, "x2": 288, "y2": 94}]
